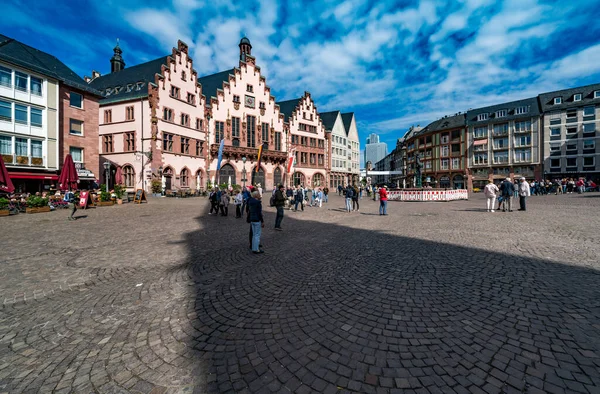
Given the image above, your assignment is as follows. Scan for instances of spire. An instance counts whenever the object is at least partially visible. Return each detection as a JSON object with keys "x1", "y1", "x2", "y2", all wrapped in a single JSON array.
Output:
[
  {"x1": 110, "y1": 38, "x2": 126, "y2": 73},
  {"x1": 239, "y1": 36, "x2": 252, "y2": 62}
]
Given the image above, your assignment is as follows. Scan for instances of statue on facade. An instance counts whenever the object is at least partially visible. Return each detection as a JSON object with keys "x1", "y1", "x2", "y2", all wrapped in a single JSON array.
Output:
[{"x1": 415, "y1": 153, "x2": 423, "y2": 188}]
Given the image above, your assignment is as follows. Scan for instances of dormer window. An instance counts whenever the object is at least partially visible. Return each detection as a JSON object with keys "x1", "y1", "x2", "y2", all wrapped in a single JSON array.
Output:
[
  {"x1": 595, "y1": 90, "x2": 600, "y2": 99},
  {"x1": 574, "y1": 93, "x2": 582, "y2": 102},
  {"x1": 105, "y1": 88, "x2": 112, "y2": 96},
  {"x1": 114, "y1": 86, "x2": 122, "y2": 94},
  {"x1": 554, "y1": 97, "x2": 562, "y2": 105},
  {"x1": 495, "y1": 110, "x2": 507, "y2": 118},
  {"x1": 477, "y1": 113, "x2": 489, "y2": 121},
  {"x1": 515, "y1": 106, "x2": 529, "y2": 115},
  {"x1": 136, "y1": 82, "x2": 144, "y2": 91},
  {"x1": 126, "y1": 84, "x2": 133, "y2": 92}
]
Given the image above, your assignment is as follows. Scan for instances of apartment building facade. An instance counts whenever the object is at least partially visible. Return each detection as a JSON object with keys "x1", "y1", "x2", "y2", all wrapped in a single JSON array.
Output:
[
  {"x1": 466, "y1": 98, "x2": 542, "y2": 190},
  {"x1": 538, "y1": 83, "x2": 600, "y2": 180}
]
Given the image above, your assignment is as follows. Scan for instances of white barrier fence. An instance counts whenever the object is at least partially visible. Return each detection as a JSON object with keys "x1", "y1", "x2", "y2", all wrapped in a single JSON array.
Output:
[{"x1": 387, "y1": 189, "x2": 469, "y2": 202}]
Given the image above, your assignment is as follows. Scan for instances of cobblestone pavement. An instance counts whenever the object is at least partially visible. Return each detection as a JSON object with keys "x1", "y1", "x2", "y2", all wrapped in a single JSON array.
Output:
[{"x1": 1, "y1": 192, "x2": 599, "y2": 393}]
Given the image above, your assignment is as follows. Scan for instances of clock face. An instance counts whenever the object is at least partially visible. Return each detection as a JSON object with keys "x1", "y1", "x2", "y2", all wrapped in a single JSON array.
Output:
[{"x1": 245, "y1": 95, "x2": 255, "y2": 108}]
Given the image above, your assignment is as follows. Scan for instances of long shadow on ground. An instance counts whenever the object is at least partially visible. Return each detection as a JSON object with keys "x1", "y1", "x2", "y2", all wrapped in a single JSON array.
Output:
[{"x1": 170, "y1": 206, "x2": 600, "y2": 393}]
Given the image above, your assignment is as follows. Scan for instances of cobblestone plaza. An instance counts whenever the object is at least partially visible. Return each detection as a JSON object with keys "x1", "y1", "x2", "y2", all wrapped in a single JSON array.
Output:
[{"x1": 1, "y1": 194, "x2": 599, "y2": 393}]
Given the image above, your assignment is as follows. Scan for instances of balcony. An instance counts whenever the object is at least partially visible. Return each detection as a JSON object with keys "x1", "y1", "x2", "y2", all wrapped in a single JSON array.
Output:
[
  {"x1": 209, "y1": 143, "x2": 287, "y2": 163},
  {"x1": 492, "y1": 130, "x2": 508, "y2": 137},
  {"x1": 493, "y1": 157, "x2": 509, "y2": 164},
  {"x1": 2, "y1": 154, "x2": 45, "y2": 167},
  {"x1": 450, "y1": 151, "x2": 461, "y2": 157},
  {"x1": 513, "y1": 128, "x2": 531, "y2": 134},
  {"x1": 492, "y1": 145, "x2": 509, "y2": 151}
]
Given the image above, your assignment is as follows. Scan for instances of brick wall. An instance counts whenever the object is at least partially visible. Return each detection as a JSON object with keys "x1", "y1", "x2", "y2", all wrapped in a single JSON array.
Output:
[{"x1": 59, "y1": 85, "x2": 100, "y2": 180}]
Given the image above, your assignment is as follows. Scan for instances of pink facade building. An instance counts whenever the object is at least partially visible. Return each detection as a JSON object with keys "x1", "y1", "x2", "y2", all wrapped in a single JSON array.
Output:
[
  {"x1": 277, "y1": 93, "x2": 330, "y2": 188},
  {"x1": 88, "y1": 41, "x2": 207, "y2": 192},
  {"x1": 87, "y1": 37, "x2": 357, "y2": 193}
]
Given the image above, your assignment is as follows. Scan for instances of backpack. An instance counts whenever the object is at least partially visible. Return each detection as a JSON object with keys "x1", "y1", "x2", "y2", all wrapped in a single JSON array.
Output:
[{"x1": 269, "y1": 195, "x2": 275, "y2": 207}]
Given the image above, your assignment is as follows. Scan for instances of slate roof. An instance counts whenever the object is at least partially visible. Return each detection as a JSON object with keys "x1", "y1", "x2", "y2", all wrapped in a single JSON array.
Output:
[
  {"x1": 417, "y1": 113, "x2": 466, "y2": 136},
  {"x1": 197, "y1": 69, "x2": 235, "y2": 106},
  {"x1": 89, "y1": 56, "x2": 167, "y2": 104},
  {"x1": 0, "y1": 34, "x2": 100, "y2": 95},
  {"x1": 276, "y1": 98, "x2": 302, "y2": 122},
  {"x1": 538, "y1": 83, "x2": 600, "y2": 113},
  {"x1": 319, "y1": 110, "x2": 340, "y2": 131},
  {"x1": 341, "y1": 113, "x2": 354, "y2": 136},
  {"x1": 466, "y1": 97, "x2": 540, "y2": 126}
]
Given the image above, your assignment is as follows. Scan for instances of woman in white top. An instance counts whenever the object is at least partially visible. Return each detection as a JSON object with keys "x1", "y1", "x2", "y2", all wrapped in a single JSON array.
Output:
[{"x1": 483, "y1": 180, "x2": 500, "y2": 212}]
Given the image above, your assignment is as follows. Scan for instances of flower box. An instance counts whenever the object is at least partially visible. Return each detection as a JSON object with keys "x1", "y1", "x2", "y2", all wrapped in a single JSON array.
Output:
[
  {"x1": 97, "y1": 201, "x2": 114, "y2": 207},
  {"x1": 2, "y1": 154, "x2": 13, "y2": 164},
  {"x1": 26, "y1": 206, "x2": 51, "y2": 214},
  {"x1": 0, "y1": 210, "x2": 9, "y2": 217},
  {"x1": 31, "y1": 157, "x2": 43, "y2": 166},
  {"x1": 16, "y1": 156, "x2": 29, "y2": 165}
]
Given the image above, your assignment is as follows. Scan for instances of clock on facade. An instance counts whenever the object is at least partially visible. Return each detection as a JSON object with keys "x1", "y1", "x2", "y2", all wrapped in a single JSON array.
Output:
[{"x1": 245, "y1": 95, "x2": 255, "y2": 108}]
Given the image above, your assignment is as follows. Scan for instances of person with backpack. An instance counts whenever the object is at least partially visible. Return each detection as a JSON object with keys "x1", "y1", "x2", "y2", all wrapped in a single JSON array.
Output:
[
  {"x1": 65, "y1": 189, "x2": 78, "y2": 220},
  {"x1": 345, "y1": 185, "x2": 354, "y2": 212},
  {"x1": 351, "y1": 184, "x2": 359, "y2": 212},
  {"x1": 273, "y1": 184, "x2": 286, "y2": 230}
]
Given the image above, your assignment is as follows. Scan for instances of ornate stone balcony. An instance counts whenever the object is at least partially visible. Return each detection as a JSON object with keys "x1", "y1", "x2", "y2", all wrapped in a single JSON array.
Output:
[{"x1": 209, "y1": 143, "x2": 287, "y2": 164}]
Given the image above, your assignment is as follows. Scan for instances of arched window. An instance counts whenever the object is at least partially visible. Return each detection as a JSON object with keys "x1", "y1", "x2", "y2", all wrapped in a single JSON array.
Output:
[
  {"x1": 273, "y1": 167, "x2": 282, "y2": 187},
  {"x1": 252, "y1": 166, "x2": 265, "y2": 188},
  {"x1": 181, "y1": 168, "x2": 190, "y2": 187},
  {"x1": 123, "y1": 165, "x2": 135, "y2": 187},
  {"x1": 220, "y1": 164, "x2": 236, "y2": 186},
  {"x1": 313, "y1": 173, "x2": 323, "y2": 187},
  {"x1": 293, "y1": 172, "x2": 305, "y2": 186}
]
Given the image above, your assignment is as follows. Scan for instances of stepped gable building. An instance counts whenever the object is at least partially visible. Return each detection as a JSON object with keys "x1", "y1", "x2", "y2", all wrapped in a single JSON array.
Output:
[
  {"x1": 320, "y1": 110, "x2": 346, "y2": 188},
  {"x1": 341, "y1": 112, "x2": 360, "y2": 185},
  {"x1": 277, "y1": 92, "x2": 330, "y2": 188},
  {"x1": 89, "y1": 40, "x2": 207, "y2": 192},
  {"x1": 405, "y1": 114, "x2": 467, "y2": 189},
  {"x1": 201, "y1": 37, "x2": 287, "y2": 190},
  {"x1": 0, "y1": 34, "x2": 101, "y2": 192},
  {"x1": 466, "y1": 98, "x2": 541, "y2": 190},
  {"x1": 537, "y1": 83, "x2": 600, "y2": 180}
]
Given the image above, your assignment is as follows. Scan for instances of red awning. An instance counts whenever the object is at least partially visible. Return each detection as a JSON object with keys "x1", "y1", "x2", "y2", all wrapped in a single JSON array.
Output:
[{"x1": 8, "y1": 172, "x2": 58, "y2": 180}]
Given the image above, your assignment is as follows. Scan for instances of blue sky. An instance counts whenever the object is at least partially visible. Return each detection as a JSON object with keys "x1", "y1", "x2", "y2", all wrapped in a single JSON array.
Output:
[{"x1": 2, "y1": 0, "x2": 600, "y2": 161}]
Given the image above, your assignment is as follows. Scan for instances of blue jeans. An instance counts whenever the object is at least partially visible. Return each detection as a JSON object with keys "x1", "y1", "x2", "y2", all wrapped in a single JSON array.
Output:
[
  {"x1": 379, "y1": 200, "x2": 387, "y2": 215},
  {"x1": 324, "y1": 194, "x2": 328, "y2": 203},
  {"x1": 345, "y1": 198, "x2": 352, "y2": 212},
  {"x1": 251, "y1": 222, "x2": 262, "y2": 251}
]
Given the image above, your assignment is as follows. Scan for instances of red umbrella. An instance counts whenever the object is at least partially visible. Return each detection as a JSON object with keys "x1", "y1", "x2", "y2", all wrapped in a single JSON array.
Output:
[
  {"x1": 114, "y1": 166, "x2": 123, "y2": 185},
  {"x1": 0, "y1": 154, "x2": 15, "y2": 193},
  {"x1": 58, "y1": 154, "x2": 79, "y2": 191}
]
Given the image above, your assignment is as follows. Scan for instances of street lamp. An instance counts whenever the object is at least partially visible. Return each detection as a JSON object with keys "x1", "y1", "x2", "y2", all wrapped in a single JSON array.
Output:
[
  {"x1": 242, "y1": 156, "x2": 247, "y2": 188},
  {"x1": 103, "y1": 161, "x2": 111, "y2": 193}
]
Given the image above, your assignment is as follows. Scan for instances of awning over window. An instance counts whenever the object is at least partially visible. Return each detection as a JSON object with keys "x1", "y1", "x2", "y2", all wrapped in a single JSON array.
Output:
[
  {"x1": 8, "y1": 171, "x2": 58, "y2": 180},
  {"x1": 473, "y1": 139, "x2": 488, "y2": 146}
]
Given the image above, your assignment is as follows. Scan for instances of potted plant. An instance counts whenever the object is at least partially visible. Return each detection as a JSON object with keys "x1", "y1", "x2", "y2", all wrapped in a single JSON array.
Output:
[
  {"x1": 151, "y1": 179, "x2": 162, "y2": 197},
  {"x1": 0, "y1": 197, "x2": 9, "y2": 217},
  {"x1": 114, "y1": 184, "x2": 126, "y2": 204},
  {"x1": 97, "y1": 190, "x2": 114, "y2": 206},
  {"x1": 26, "y1": 196, "x2": 50, "y2": 214}
]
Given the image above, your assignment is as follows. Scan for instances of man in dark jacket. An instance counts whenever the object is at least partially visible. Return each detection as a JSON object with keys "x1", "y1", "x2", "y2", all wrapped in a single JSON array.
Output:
[
  {"x1": 345, "y1": 185, "x2": 354, "y2": 212},
  {"x1": 499, "y1": 177, "x2": 515, "y2": 212},
  {"x1": 294, "y1": 185, "x2": 304, "y2": 211},
  {"x1": 274, "y1": 184, "x2": 286, "y2": 230},
  {"x1": 248, "y1": 191, "x2": 264, "y2": 254}
]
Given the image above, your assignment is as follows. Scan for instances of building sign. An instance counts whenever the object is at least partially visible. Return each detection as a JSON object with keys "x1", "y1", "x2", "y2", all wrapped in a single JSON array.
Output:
[{"x1": 440, "y1": 176, "x2": 450, "y2": 182}]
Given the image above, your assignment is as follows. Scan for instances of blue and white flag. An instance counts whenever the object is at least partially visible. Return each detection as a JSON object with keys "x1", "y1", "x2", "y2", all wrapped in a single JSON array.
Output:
[{"x1": 216, "y1": 139, "x2": 225, "y2": 171}]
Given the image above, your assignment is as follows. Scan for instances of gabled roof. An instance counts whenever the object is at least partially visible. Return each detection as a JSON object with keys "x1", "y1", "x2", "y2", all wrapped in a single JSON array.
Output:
[
  {"x1": 319, "y1": 110, "x2": 340, "y2": 131},
  {"x1": 417, "y1": 113, "x2": 465, "y2": 136},
  {"x1": 0, "y1": 34, "x2": 100, "y2": 95},
  {"x1": 538, "y1": 83, "x2": 600, "y2": 112},
  {"x1": 341, "y1": 112, "x2": 354, "y2": 136},
  {"x1": 89, "y1": 56, "x2": 167, "y2": 104},
  {"x1": 466, "y1": 97, "x2": 540, "y2": 126},
  {"x1": 197, "y1": 68, "x2": 235, "y2": 106},
  {"x1": 276, "y1": 98, "x2": 302, "y2": 122}
]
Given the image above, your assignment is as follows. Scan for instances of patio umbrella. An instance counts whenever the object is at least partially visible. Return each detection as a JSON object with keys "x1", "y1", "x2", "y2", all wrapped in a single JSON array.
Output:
[
  {"x1": 58, "y1": 154, "x2": 79, "y2": 191},
  {"x1": 0, "y1": 154, "x2": 15, "y2": 193},
  {"x1": 114, "y1": 166, "x2": 123, "y2": 185}
]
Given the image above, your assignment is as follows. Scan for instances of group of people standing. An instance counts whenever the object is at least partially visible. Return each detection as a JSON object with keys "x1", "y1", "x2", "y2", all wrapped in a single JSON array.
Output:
[
  {"x1": 483, "y1": 177, "x2": 530, "y2": 212},
  {"x1": 530, "y1": 178, "x2": 597, "y2": 195}
]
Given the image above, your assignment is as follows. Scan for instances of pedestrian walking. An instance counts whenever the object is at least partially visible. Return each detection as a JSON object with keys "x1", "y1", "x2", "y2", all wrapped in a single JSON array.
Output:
[
  {"x1": 234, "y1": 190, "x2": 243, "y2": 218},
  {"x1": 499, "y1": 177, "x2": 515, "y2": 212},
  {"x1": 379, "y1": 185, "x2": 388, "y2": 215},
  {"x1": 248, "y1": 190, "x2": 264, "y2": 254},
  {"x1": 65, "y1": 189, "x2": 78, "y2": 220},
  {"x1": 294, "y1": 185, "x2": 304, "y2": 211},
  {"x1": 518, "y1": 177, "x2": 530, "y2": 211},
  {"x1": 273, "y1": 184, "x2": 286, "y2": 230},
  {"x1": 209, "y1": 187, "x2": 219, "y2": 215},
  {"x1": 337, "y1": 184, "x2": 343, "y2": 195},
  {"x1": 220, "y1": 190, "x2": 229, "y2": 216},
  {"x1": 483, "y1": 180, "x2": 499, "y2": 212},
  {"x1": 323, "y1": 187, "x2": 329, "y2": 203},
  {"x1": 345, "y1": 185, "x2": 354, "y2": 212}
]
